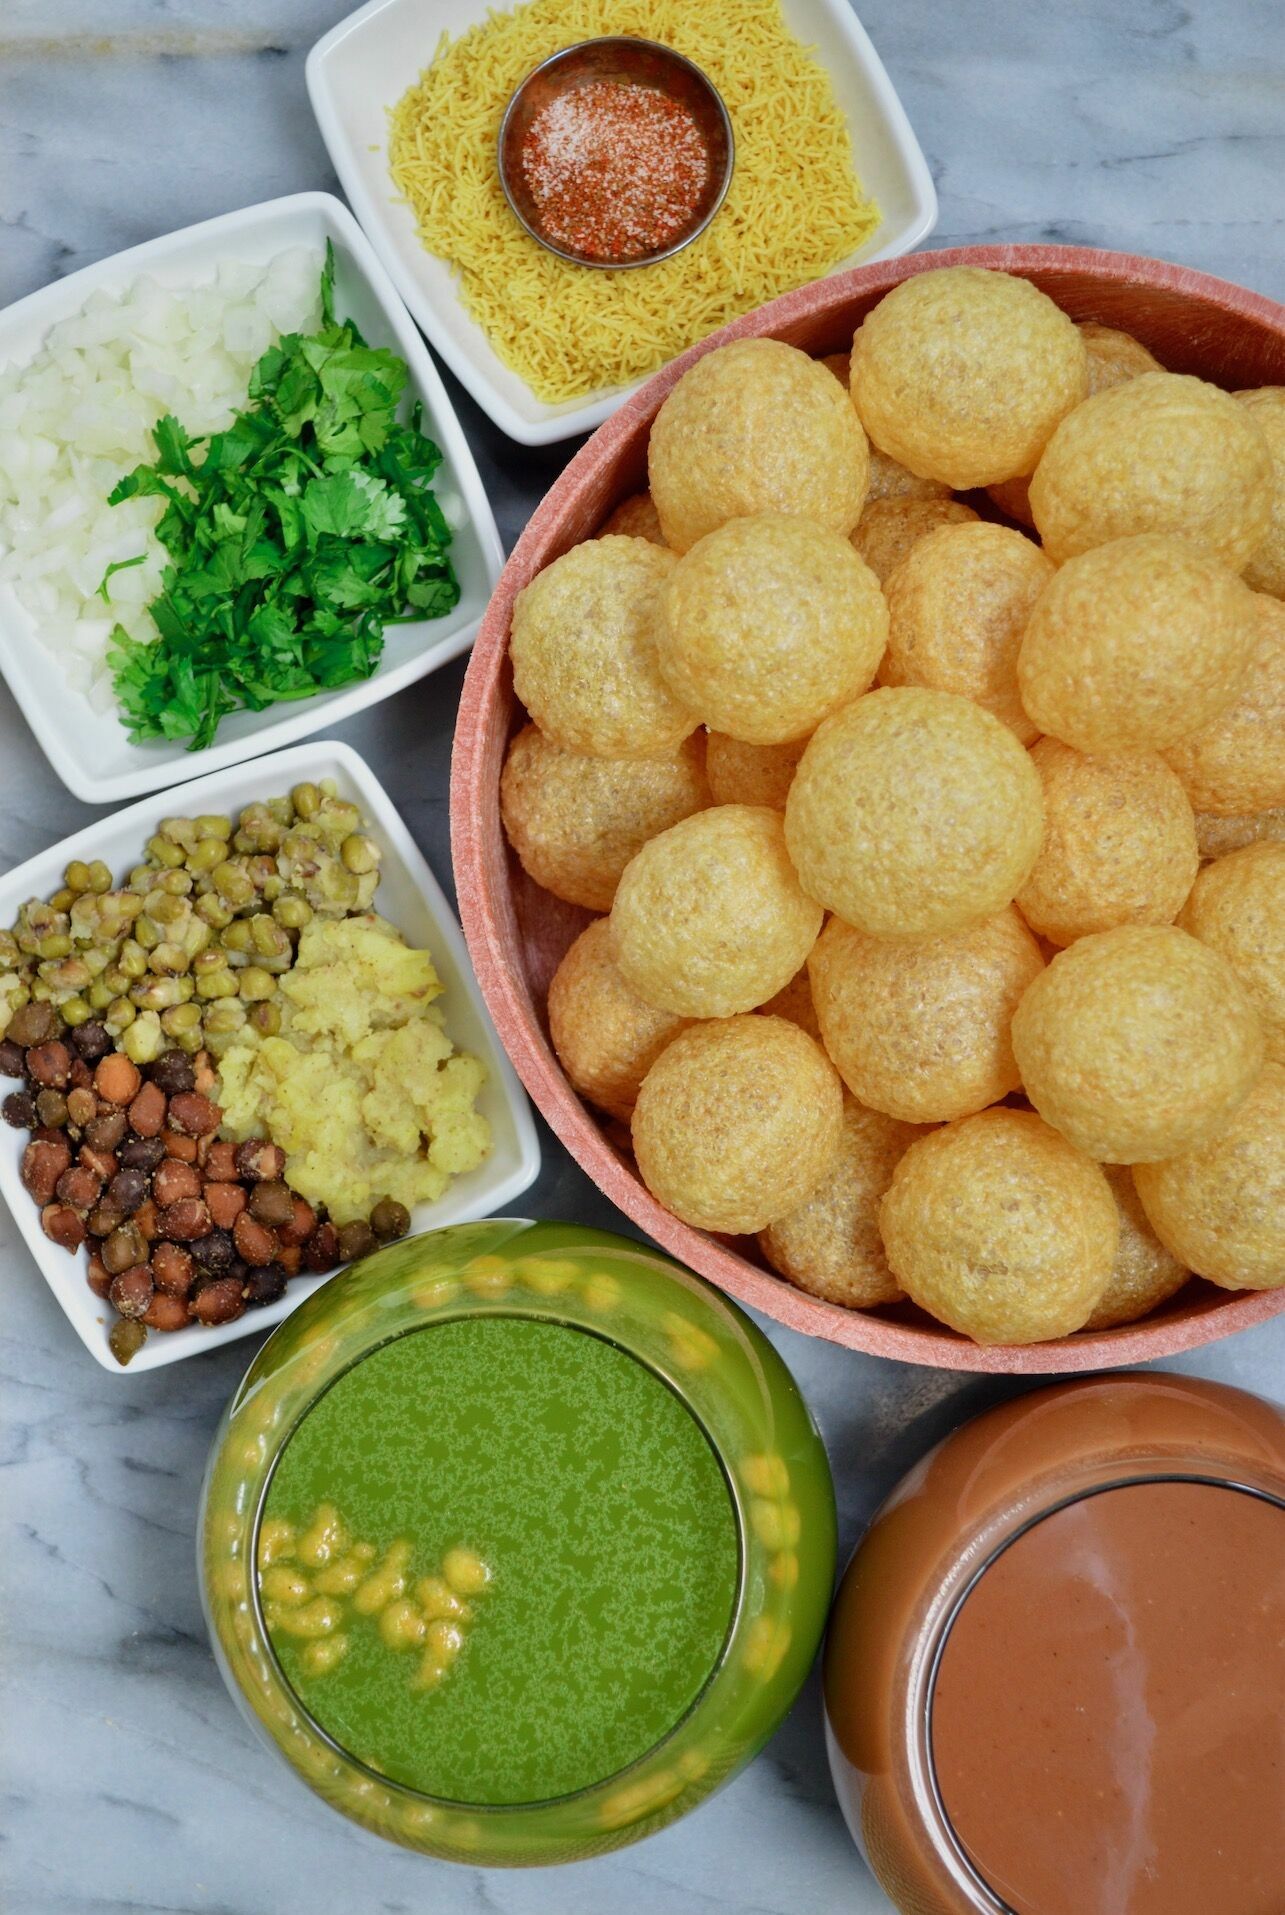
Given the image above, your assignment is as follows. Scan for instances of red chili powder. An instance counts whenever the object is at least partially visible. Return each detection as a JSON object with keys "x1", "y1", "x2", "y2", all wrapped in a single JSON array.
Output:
[{"x1": 519, "y1": 79, "x2": 711, "y2": 263}]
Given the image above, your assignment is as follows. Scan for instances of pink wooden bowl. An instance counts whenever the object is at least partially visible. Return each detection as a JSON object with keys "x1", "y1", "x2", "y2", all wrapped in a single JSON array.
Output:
[{"x1": 451, "y1": 244, "x2": 1285, "y2": 1374}]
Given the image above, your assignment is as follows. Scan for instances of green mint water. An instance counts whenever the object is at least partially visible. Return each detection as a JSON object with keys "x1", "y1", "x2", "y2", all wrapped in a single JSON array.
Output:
[{"x1": 261, "y1": 1315, "x2": 741, "y2": 1804}]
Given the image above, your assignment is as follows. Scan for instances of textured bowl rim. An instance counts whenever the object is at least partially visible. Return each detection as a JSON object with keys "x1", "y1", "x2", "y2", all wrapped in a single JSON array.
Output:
[{"x1": 451, "y1": 242, "x2": 1285, "y2": 1374}]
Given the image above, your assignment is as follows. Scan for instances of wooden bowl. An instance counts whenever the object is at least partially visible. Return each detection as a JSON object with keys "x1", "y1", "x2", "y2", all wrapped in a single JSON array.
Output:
[{"x1": 451, "y1": 244, "x2": 1285, "y2": 1374}]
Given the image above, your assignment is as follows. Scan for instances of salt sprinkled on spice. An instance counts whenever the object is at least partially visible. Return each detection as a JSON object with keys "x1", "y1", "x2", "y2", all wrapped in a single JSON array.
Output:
[{"x1": 519, "y1": 80, "x2": 711, "y2": 262}]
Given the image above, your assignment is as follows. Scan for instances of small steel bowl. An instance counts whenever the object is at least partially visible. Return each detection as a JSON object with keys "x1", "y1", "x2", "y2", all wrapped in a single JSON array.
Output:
[{"x1": 498, "y1": 37, "x2": 734, "y2": 270}]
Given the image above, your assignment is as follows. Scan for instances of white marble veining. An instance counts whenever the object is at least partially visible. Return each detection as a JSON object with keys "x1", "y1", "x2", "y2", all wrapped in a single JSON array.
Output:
[{"x1": 1, "y1": 4, "x2": 1282, "y2": 1911}]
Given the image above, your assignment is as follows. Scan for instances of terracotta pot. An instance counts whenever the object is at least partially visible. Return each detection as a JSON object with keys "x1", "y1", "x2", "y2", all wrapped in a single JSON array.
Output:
[{"x1": 451, "y1": 244, "x2": 1285, "y2": 1374}]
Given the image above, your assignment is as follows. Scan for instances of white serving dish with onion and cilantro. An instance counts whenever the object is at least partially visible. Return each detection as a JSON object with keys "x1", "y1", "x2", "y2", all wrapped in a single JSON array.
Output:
[{"x1": 0, "y1": 194, "x2": 502, "y2": 805}]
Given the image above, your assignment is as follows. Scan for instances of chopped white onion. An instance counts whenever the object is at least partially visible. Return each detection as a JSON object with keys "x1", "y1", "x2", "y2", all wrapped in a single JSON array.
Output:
[{"x1": 0, "y1": 247, "x2": 323, "y2": 702}]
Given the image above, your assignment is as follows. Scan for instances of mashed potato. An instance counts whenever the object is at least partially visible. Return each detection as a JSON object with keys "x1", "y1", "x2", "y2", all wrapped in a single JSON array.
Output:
[{"x1": 216, "y1": 916, "x2": 490, "y2": 1223}]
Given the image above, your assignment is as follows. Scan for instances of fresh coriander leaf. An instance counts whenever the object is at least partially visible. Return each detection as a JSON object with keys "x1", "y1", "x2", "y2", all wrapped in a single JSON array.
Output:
[
  {"x1": 96, "y1": 554, "x2": 147, "y2": 602},
  {"x1": 106, "y1": 248, "x2": 458, "y2": 750}
]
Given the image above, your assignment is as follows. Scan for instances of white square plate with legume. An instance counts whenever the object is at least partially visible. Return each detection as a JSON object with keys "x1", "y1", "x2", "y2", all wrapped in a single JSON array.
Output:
[
  {"x1": 0, "y1": 740, "x2": 541, "y2": 1373},
  {"x1": 0, "y1": 193, "x2": 503, "y2": 804}
]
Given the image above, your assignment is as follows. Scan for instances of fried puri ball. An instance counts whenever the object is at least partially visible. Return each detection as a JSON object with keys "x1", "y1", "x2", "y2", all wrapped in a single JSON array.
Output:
[
  {"x1": 1236, "y1": 388, "x2": 1285, "y2": 598},
  {"x1": 878, "y1": 1109, "x2": 1117, "y2": 1344},
  {"x1": 1134, "y1": 1062, "x2": 1285, "y2": 1290},
  {"x1": 1178, "y1": 843, "x2": 1285, "y2": 1061},
  {"x1": 632, "y1": 1015, "x2": 843, "y2": 1235},
  {"x1": 1017, "y1": 533, "x2": 1257, "y2": 755},
  {"x1": 820, "y1": 349, "x2": 949, "y2": 502},
  {"x1": 1163, "y1": 592, "x2": 1285, "y2": 816},
  {"x1": 785, "y1": 688, "x2": 1044, "y2": 937},
  {"x1": 880, "y1": 521, "x2": 1054, "y2": 742},
  {"x1": 598, "y1": 491, "x2": 667, "y2": 545},
  {"x1": 509, "y1": 536, "x2": 695, "y2": 758},
  {"x1": 759, "y1": 1095, "x2": 925, "y2": 1309},
  {"x1": 850, "y1": 497, "x2": 979, "y2": 585},
  {"x1": 610, "y1": 804, "x2": 823, "y2": 1018},
  {"x1": 657, "y1": 515, "x2": 888, "y2": 745},
  {"x1": 808, "y1": 908, "x2": 1044, "y2": 1123},
  {"x1": 1011, "y1": 924, "x2": 1265, "y2": 1162},
  {"x1": 1077, "y1": 320, "x2": 1166, "y2": 386},
  {"x1": 1083, "y1": 1166, "x2": 1189, "y2": 1331},
  {"x1": 988, "y1": 321, "x2": 1162, "y2": 525},
  {"x1": 759, "y1": 963, "x2": 822, "y2": 1040},
  {"x1": 1196, "y1": 805, "x2": 1285, "y2": 860},
  {"x1": 705, "y1": 732, "x2": 808, "y2": 810},
  {"x1": 1029, "y1": 371, "x2": 1273, "y2": 570},
  {"x1": 500, "y1": 725, "x2": 710, "y2": 912},
  {"x1": 1015, "y1": 741, "x2": 1199, "y2": 946},
  {"x1": 850, "y1": 267, "x2": 1088, "y2": 489},
  {"x1": 648, "y1": 339, "x2": 868, "y2": 554},
  {"x1": 547, "y1": 919, "x2": 690, "y2": 1124}
]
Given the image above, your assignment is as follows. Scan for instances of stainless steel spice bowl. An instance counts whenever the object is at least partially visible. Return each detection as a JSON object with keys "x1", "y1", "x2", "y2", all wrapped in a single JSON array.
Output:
[{"x1": 498, "y1": 38, "x2": 734, "y2": 270}]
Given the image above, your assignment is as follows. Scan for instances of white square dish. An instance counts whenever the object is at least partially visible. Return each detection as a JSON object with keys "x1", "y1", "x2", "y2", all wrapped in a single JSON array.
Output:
[
  {"x1": 306, "y1": 0, "x2": 937, "y2": 445},
  {"x1": 0, "y1": 739, "x2": 541, "y2": 1374},
  {"x1": 0, "y1": 194, "x2": 504, "y2": 804}
]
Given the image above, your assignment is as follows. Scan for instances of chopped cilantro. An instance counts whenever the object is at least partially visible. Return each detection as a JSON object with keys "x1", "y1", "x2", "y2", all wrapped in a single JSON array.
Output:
[{"x1": 106, "y1": 243, "x2": 459, "y2": 750}]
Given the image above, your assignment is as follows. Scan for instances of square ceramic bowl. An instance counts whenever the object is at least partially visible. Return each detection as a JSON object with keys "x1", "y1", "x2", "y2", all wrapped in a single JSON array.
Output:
[
  {"x1": 0, "y1": 193, "x2": 504, "y2": 805},
  {"x1": 0, "y1": 739, "x2": 540, "y2": 1373},
  {"x1": 306, "y1": 0, "x2": 937, "y2": 445}
]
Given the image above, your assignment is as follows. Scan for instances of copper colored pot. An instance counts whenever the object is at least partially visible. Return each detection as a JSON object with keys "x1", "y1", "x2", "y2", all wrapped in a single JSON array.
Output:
[{"x1": 822, "y1": 1374, "x2": 1285, "y2": 1914}]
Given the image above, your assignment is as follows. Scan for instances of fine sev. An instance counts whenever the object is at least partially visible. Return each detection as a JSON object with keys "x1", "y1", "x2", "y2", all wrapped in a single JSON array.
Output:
[{"x1": 388, "y1": 0, "x2": 881, "y2": 403}]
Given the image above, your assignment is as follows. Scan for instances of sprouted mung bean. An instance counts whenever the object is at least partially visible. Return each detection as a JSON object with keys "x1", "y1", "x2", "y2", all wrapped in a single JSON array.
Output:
[{"x1": 0, "y1": 780, "x2": 491, "y2": 1360}]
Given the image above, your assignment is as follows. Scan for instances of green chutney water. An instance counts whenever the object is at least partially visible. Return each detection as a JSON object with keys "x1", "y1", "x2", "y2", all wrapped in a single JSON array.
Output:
[{"x1": 260, "y1": 1316, "x2": 741, "y2": 1804}]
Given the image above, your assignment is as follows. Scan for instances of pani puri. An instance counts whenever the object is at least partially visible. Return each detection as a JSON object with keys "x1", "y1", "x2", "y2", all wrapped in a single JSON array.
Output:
[
  {"x1": 850, "y1": 267, "x2": 1088, "y2": 489},
  {"x1": 500, "y1": 725, "x2": 710, "y2": 912},
  {"x1": 1163, "y1": 592, "x2": 1285, "y2": 815},
  {"x1": 820, "y1": 343, "x2": 953, "y2": 503},
  {"x1": 631, "y1": 1015, "x2": 843, "y2": 1235},
  {"x1": 1010, "y1": 924, "x2": 1265, "y2": 1162},
  {"x1": 610, "y1": 804, "x2": 823, "y2": 1018},
  {"x1": 1196, "y1": 806, "x2": 1285, "y2": 860},
  {"x1": 1236, "y1": 388, "x2": 1285, "y2": 598},
  {"x1": 878, "y1": 1108, "x2": 1118, "y2": 1344},
  {"x1": 851, "y1": 497, "x2": 979, "y2": 584},
  {"x1": 658, "y1": 515, "x2": 887, "y2": 744},
  {"x1": 1134, "y1": 1063, "x2": 1285, "y2": 1290},
  {"x1": 987, "y1": 322, "x2": 1162, "y2": 526},
  {"x1": 509, "y1": 536, "x2": 695, "y2": 758},
  {"x1": 759, "y1": 1095, "x2": 925, "y2": 1309},
  {"x1": 1083, "y1": 1165, "x2": 1189, "y2": 1331},
  {"x1": 1017, "y1": 533, "x2": 1257, "y2": 754},
  {"x1": 648, "y1": 339, "x2": 868, "y2": 554},
  {"x1": 598, "y1": 491, "x2": 666, "y2": 545},
  {"x1": 546, "y1": 920, "x2": 691, "y2": 1125},
  {"x1": 1015, "y1": 740, "x2": 1199, "y2": 946},
  {"x1": 808, "y1": 908, "x2": 1044, "y2": 1123},
  {"x1": 784, "y1": 688, "x2": 1044, "y2": 937},
  {"x1": 880, "y1": 521, "x2": 1054, "y2": 742},
  {"x1": 759, "y1": 964, "x2": 821, "y2": 1040},
  {"x1": 705, "y1": 732, "x2": 808, "y2": 810},
  {"x1": 1178, "y1": 842, "x2": 1285, "y2": 1061},
  {"x1": 1029, "y1": 371, "x2": 1273, "y2": 570}
]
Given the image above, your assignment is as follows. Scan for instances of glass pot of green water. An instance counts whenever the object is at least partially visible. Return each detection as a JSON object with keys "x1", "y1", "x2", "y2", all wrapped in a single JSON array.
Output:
[{"x1": 200, "y1": 1219, "x2": 836, "y2": 1866}]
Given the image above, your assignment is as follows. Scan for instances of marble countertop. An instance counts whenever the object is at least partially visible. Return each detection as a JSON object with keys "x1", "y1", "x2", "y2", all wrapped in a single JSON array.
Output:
[{"x1": 1, "y1": 4, "x2": 1282, "y2": 1911}]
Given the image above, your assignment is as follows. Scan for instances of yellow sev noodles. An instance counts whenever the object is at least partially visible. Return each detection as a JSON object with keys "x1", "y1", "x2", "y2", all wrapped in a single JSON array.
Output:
[{"x1": 388, "y1": 0, "x2": 880, "y2": 403}]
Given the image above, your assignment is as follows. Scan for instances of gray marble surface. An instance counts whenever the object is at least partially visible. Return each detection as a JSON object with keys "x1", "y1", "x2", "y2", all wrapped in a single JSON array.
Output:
[{"x1": 1, "y1": 4, "x2": 1282, "y2": 1912}]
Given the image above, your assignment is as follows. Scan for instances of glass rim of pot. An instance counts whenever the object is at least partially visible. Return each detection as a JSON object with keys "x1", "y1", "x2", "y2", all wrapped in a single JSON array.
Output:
[{"x1": 199, "y1": 1217, "x2": 836, "y2": 1865}]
